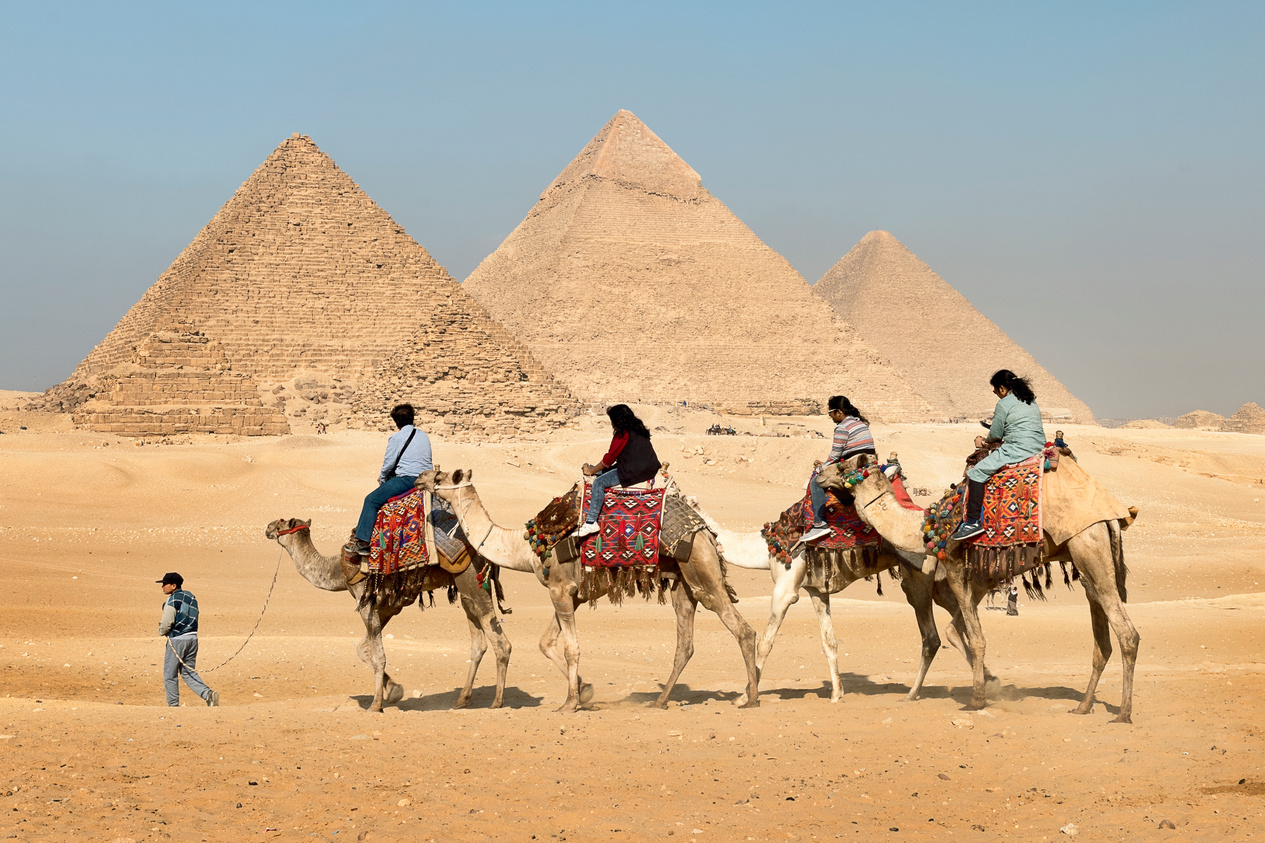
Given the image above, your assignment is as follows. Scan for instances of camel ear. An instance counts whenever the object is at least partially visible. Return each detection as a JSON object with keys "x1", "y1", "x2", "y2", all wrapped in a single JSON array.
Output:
[
  {"x1": 452, "y1": 468, "x2": 466, "y2": 483},
  {"x1": 302, "y1": 519, "x2": 311, "y2": 528},
  {"x1": 856, "y1": 454, "x2": 872, "y2": 468}
]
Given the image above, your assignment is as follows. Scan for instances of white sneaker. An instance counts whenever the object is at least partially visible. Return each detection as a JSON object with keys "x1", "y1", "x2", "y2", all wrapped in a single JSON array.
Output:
[
  {"x1": 800, "y1": 525, "x2": 833, "y2": 544},
  {"x1": 206, "y1": 690, "x2": 220, "y2": 707},
  {"x1": 572, "y1": 522, "x2": 599, "y2": 538}
]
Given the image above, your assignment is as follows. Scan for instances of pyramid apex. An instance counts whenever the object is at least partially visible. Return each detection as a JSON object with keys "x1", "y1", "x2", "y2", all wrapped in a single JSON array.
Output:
[{"x1": 542, "y1": 110, "x2": 703, "y2": 201}]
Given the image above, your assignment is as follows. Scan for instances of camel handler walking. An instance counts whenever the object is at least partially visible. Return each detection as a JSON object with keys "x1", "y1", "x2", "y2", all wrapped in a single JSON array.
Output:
[
  {"x1": 349, "y1": 403, "x2": 433, "y2": 555},
  {"x1": 157, "y1": 572, "x2": 219, "y2": 707}
]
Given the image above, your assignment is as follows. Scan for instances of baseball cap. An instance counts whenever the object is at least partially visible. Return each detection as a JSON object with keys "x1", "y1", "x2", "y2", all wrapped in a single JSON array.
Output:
[{"x1": 156, "y1": 572, "x2": 184, "y2": 587}]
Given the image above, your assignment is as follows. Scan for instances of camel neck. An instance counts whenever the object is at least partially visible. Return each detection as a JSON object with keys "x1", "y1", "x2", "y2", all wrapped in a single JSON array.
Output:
[
  {"x1": 282, "y1": 533, "x2": 348, "y2": 592},
  {"x1": 445, "y1": 486, "x2": 539, "y2": 575}
]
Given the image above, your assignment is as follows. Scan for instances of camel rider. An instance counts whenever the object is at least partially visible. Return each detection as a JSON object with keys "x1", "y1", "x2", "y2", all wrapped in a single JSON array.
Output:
[
  {"x1": 349, "y1": 403, "x2": 433, "y2": 554},
  {"x1": 801, "y1": 396, "x2": 877, "y2": 544},
  {"x1": 573, "y1": 404, "x2": 662, "y2": 539},
  {"x1": 951, "y1": 369, "x2": 1046, "y2": 541}
]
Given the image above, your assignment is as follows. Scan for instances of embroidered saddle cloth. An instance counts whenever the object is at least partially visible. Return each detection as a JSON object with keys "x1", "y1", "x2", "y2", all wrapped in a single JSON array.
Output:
[
  {"x1": 370, "y1": 488, "x2": 436, "y2": 577},
  {"x1": 761, "y1": 486, "x2": 881, "y2": 567},
  {"x1": 577, "y1": 482, "x2": 667, "y2": 567}
]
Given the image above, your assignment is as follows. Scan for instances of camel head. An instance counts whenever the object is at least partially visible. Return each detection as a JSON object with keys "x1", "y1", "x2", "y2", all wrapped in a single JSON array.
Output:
[
  {"x1": 415, "y1": 469, "x2": 439, "y2": 493},
  {"x1": 431, "y1": 468, "x2": 474, "y2": 507},
  {"x1": 265, "y1": 517, "x2": 311, "y2": 541}
]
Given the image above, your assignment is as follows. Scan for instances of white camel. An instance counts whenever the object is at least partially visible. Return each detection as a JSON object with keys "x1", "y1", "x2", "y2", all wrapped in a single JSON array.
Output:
[{"x1": 425, "y1": 469, "x2": 761, "y2": 712}]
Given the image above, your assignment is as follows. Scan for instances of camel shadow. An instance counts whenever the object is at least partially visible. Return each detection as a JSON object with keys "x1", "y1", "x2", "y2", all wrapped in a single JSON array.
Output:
[
  {"x1": 617, "y1": 685, "x2": 746, "y2": 708},
  {"x1": 350, "y1": 685, "x2": 544, "y2": 712}
]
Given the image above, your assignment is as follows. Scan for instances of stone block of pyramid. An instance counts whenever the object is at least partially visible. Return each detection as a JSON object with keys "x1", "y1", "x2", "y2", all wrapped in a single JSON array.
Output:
[
  {"x1": 47, "y1": 134, "x2": 577, "y2": 434},
  {"x1": 814, "y1": 231, "x2": 1095, "y2": 424},
  {"x1": 462, "y1": 110, "x2": 935, "y2": 421}
]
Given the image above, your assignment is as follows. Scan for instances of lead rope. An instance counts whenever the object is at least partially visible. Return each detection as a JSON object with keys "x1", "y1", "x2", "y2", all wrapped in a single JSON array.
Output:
[{"x1": 165, "y1": 548, "x2": 284, "y2": 674}]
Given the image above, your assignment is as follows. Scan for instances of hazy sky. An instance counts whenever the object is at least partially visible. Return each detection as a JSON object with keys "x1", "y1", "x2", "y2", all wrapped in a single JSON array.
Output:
[{"x1": 1, "y1": 1, "x2": 1261, "y2": 419}]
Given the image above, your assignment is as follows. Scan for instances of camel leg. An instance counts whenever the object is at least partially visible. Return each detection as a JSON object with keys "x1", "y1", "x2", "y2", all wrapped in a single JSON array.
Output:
[
  {"x1": 677, "y1": 551, "x2": 760, "y2": 708},
  {"x1": 806, "y1": 587, "x2": 843, "y2": 703},
  {"x1": 454, "y1": 595, "x2": 488, "y2": 709},
  {"x1": 544, "y1": 567, "x2": 584, "y2": 713},
  {"x1": 944, "y1": 564, "x2": 989, "y2": 710},
  {"x1": 755, "y1": 559, "x2": 804, "y2": 677},
  {"x1": 356, "y1": 604, "x2": 389, "y2": 712},
  {"x1": 899, "y1": 566, "x2": 942, "y2": 702},
  {"x1": 654, "y1": 579, "x2": 698, "y2": 709},
  {"x1": 1068, "y1": 523, "x2": 1139, "y2": 724}
]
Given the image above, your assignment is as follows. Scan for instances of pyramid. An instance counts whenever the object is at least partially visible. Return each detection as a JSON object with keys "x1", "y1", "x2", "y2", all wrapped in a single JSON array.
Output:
[
  {"x1": 813, "y1": 231, "x2": 1095, "y2": 424},
  {"x1": 1220, "y1": 402, "x2": 1265, "y2": 434},
  {"x1": 1174, "y1": 409, "x2": 1225, "y2": 430},
  {"x1": 72, "y1": 325, "x2": 290, "y2": 436},
  {"x1": 47, "y1": 134, "x2": 577, "y2": 434},
  {"x1": 461, "y1": 110, "x2": 936, "y2": 421}
]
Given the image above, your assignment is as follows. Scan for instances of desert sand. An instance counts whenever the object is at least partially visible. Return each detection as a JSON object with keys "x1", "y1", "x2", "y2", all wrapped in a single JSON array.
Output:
[{"x1": 2, "y1": 393, "x2": 1263, "y2": 841}]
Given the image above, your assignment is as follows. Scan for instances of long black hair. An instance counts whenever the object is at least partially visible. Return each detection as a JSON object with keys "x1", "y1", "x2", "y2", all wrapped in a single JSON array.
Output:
[
  {"x1": 607, "y1": 404, "x2": 651, "y2": 439},
  {"x1": 989, "y1": 369, "x2": 1036, "y2": 404},
  {"x1": 827, "y1": 395, "x2": 869, "y2": 424}
]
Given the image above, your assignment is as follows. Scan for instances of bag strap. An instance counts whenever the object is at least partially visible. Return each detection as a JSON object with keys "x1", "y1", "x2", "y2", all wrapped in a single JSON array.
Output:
[{"x1": 387, "y1": 428, "x2": 418, "y2": 479}]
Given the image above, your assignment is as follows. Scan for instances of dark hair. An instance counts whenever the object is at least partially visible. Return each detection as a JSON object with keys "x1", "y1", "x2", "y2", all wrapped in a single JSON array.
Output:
[
  {"x1": 827, "y1": 395, "x2": 869, "y2": 424},
  {"x1": 606, "y1": 404, "x2": 651, "y2": 439},
  {"x1": 390, "y1": 403, "x2": 415, "y2": 428},
  {"x1": 989, "y1": 370, "x2": 1036, "y2": 404}
]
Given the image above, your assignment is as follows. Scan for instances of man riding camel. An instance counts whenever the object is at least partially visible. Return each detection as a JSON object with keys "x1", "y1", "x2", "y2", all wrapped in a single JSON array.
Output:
[{"x1": 348, "y1": 403, "x2": 432, "y2": 554}]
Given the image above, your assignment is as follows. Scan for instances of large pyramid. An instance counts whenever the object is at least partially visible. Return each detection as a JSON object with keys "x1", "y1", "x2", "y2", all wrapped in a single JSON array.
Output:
[
  {"x1": 47, "y1": 134, "x2": 577, "y2": 435},
  {"x1": 813, "y1": 231, "x2": 1095, "y2": 423},
  {"x1": 462, "y1": 110, "x2": 935, "y2": 420}
]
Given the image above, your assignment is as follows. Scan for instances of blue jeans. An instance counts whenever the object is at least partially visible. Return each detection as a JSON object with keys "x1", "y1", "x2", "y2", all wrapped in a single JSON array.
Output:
[
  {"x1": 586, "y1": 468, "x2": 622, "y2": 524},
  {"x1": 164, "y1": 635, "x2": 212, "y2": 706},
  {"x1": 809, "y1": 472, "x2": 828, "y2": 525},
  {"x1": 355, "y1": 475, "x2": 418, "y2": 542}
]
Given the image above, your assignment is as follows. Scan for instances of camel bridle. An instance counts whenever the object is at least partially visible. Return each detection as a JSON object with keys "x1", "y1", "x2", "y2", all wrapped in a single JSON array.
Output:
[
  {"x1": 431, "y1": 480, "x2": 495, "y2": 556},
  {"x1": 275, "y1": 522, "x2": 310, "y2": 536}
]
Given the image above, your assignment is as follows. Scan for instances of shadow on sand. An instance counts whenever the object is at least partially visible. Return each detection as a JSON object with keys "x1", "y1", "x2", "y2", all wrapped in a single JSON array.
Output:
[{"x1": 349, "y1": 685, "x2": 544, "y2": 712}]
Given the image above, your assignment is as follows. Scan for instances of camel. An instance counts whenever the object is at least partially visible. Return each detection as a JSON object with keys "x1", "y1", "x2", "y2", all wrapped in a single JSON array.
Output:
[
  {"x1": 264, "y1": 516, "x2": 512, "y2": 712},
  {"x1": 818, "y1": 455, "x2": 1140, "y2": 723},
  {"x1": 425, "y1": 469, "x2": 761, "y2": 712},
  {"x1": 719, "y1": 524, "x2": 979, "y2": 704}
]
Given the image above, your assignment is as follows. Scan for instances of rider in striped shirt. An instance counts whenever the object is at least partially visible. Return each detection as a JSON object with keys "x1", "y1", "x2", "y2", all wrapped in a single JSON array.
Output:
[{"x1": 801, "y1": 396, "x2": 877, "y2": 544}]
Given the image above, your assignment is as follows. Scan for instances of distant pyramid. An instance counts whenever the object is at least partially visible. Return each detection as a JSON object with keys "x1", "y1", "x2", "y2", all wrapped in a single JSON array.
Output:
[
  {"x1": 47, "y1": 134, "x2": 576, "y2": 434},
  {"x1": 1220, "y1": 402, "x2": 1265, "y2": 434},
  {"x1": 462, "y1": 111, "x2": 935, "y2": 420},
  {"x1": 813, "y1": 231, "x2": 1095, "y2": 423}
]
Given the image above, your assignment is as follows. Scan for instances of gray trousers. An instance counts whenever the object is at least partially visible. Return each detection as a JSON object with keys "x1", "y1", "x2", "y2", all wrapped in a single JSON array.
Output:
[{"x1": 164, "y1": 635, "x2": 212, "y2": 706}]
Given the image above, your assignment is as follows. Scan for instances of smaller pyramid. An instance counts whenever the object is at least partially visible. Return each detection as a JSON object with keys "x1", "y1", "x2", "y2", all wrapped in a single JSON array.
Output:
[
  {"x1": 1174, "y1": 409, "x2": 1225, "y2": 430},
  {"x1": 1220, "y1": 403, "x2": 1265, "y2": 434},
  {"x1": 813, "y1": 231, "x2": 1095, "y2": 423},
  {"x1": 72, "y1": 326, "x2": 289, "y2": 436}
]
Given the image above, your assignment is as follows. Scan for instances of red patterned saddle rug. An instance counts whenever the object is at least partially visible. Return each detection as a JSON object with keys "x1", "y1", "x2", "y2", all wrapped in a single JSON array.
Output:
[
  {"x1": 575, "y1": 482, "x2": 667, "y2": 603},
  {"x1": 361, "y1": 488, "x2": 438, "y2": 606},
  {"x1": 761, "y1": 484, "x2": 883, "y2": 591},
  {"x1": 923, "y1": 454, "x2": 1049, "y2": 592}
]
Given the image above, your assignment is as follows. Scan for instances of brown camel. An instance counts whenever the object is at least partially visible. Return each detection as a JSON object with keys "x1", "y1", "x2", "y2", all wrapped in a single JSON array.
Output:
[
  {"x1": 264, "y1": 516, "x2": 512, "y2": 712},
  {"x1": 426, "y1": 469, "x2": 761, "y2": 712},
  {"x1": 818, "y1": 456, "x2": 1140, "y2": 723}
]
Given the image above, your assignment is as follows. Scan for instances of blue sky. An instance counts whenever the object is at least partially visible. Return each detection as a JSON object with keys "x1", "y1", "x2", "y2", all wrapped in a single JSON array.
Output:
[{"x1": 1, "y1": 1, "x2": 1261, "y2": 418}]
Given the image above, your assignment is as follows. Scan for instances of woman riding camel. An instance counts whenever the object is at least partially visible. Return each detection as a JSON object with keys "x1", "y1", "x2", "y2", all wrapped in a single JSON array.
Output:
[
  {"x1": 573, "y1": 404, "x2": 662, "y2": 538},
  {"x1": 800, "y1": 396, "x2": 877, "y2": 544},
  {"x1": 951, "y1": 369, "x2": 1046, "y2": 541}
]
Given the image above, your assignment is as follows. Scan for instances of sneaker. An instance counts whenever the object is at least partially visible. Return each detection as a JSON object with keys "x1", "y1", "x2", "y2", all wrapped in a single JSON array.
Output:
[
  {"x1": 800, "y1": 524, "x2": 833, "y2": 544},
  {"x1": 206, "y1": 690, "x2": 220, "y2": 707},
  {"x1": 572, "y1": 522, "x2": 600, "y2": 538},
  {"x1": 344, "y1": 538, "x2": 371, "y2": 555},
  {"x1": 950, "y1": 520, "x2": 985, "y2": 541}
]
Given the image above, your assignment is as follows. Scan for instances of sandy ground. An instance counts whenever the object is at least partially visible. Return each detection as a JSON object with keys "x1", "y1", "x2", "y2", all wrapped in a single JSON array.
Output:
[{"x1": 1, "y1": 394, "x2": 1263, "y2": 841}]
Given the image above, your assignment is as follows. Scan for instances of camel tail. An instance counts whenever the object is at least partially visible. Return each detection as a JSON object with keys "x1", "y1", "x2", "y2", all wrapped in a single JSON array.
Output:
[
  {"x1": 713, "y1": 541, "x2": 740, "y2": 604},
  {"x1": 492, "y1": 565, "x2": 512, "y2": 615},
  {"x1": 1109, "y1": 519, "x2": 1128, "y2": 603}
]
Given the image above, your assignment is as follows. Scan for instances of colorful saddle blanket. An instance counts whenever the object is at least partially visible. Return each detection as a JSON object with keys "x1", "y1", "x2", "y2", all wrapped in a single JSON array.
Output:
[
  {"x1": 923, "y1": 454, "x2": 1044, "y2": 578},
  {"x1": 577, "y1": 482, "x2": 667, "y2": 567},
  {"x1": 761, "y1": 485, "x2": 880, "y2": 567},
  {"x1": 370, "y1": 489, "x2": 433, "y2": 576}
]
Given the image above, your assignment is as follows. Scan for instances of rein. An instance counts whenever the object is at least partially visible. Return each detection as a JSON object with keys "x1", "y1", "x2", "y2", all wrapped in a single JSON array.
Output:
[{"x1": 276, "y1": 523, "x2": 310, "y2": 536}]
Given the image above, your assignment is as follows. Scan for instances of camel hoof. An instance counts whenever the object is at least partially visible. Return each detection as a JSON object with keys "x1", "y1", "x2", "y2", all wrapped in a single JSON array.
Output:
[
  {"x1": 489, "y1": 699, "x2": 504, "y2": 710},
  {"x1": 579, "y1": 683, "x2": 595, "y2": 704},
  {"x1": 385, "y1": 684, "x2": 405, "y2": 706},
  {"x1": 453, "y1": 696, "x2": 472, "y2": 710},
  {"x1": 738, "y1": 698, "x2": 760, "y2": 709},
  {"x1": 904, "y1": 691, "x2": 921, "y2": 702},
  {"x1": 555, "y1": 700, "x2": 579, "y2": 714},
  {"x1": 1071, "y1": 704, "x2": 1093, "y2": 716},
  {"x1": 963, "y1": 700, "x2": 987, "y2": 712},
  {"x1": 1110, "y1": 714, "x2": 1133, "y2": 725},
  {"x1": 652, "y1": 700, "x2": 669, "y2": 710}
]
